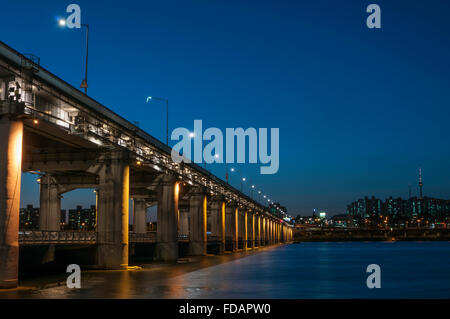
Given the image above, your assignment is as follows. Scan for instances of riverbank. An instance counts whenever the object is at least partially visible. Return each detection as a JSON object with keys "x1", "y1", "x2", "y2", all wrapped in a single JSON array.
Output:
[
  {"x1": 0, "y1": 244, "x2": 285, "y2": 298},
  {"x1": 293, "y1": 228, "x2": 450, "y2": 242}
]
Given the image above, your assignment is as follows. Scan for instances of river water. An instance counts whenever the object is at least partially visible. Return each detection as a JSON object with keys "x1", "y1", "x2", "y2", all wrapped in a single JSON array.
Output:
[{"x1": 1, "y1": 242, "x2": 449, "y2": 298}]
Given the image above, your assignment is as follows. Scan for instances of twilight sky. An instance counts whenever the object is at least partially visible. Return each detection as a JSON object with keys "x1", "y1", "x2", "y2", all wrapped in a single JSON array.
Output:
[{"x1": 2, "y1": 0, "x2": 450, "y2": 216}]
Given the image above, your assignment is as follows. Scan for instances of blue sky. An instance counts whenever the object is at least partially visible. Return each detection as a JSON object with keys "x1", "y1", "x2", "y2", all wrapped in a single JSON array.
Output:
[{"x1": 2, "y1": 0, "x2": 450, "y2": 216}]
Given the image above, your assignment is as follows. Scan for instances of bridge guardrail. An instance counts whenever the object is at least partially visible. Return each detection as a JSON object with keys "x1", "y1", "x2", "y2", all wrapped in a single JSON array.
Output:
[
  {"x1": 19, "y1": 230, "x2": 97, "y2": 244},
  {"x1": 129, "y1": 231, "x2": 157, "y2": 243}
]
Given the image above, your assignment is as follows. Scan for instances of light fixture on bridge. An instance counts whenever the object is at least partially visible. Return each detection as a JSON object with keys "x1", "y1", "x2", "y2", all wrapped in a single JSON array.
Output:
[
  {"x1": 33, "y1": 119, "x2": 39, "y2": 125},
  {"x1": 58, "y1": 19, "x2": 66, "y2": 27},
  {"x1": 136, "y1": 160, "x2": 142, "y2": 166}
]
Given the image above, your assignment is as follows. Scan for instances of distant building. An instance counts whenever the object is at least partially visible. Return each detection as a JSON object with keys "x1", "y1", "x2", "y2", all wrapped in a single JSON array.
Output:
[
  {"x1": 19, "y1": 205, "x2": 39, "y2": 230},
  {"x1": 330, "y1": 214, "x2": 347, "y2": 228},
  {"x1": 347, "y1": 195, "x2": 450, "y2": 227},
  {"x1": 68, "y1": 205, "x2": 96, "y2": 230}
]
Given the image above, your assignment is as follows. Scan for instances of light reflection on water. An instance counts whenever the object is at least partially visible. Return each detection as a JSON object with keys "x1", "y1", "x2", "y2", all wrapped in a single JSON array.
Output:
[{"x1": 1, "y1": 242, "x2": 450, "y2": 298}]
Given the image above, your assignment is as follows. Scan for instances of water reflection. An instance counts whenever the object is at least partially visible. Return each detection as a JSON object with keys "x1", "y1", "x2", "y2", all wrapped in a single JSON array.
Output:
[{"x1": 1, "y1": 242, "x2": 450, "y2": 298}]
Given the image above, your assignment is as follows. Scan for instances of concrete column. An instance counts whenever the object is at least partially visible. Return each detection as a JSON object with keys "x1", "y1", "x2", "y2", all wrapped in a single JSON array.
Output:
[
  {"x1": 0, "y1": 118, "x2": 23, "y2": 289},
  {"x1": 225, "y1": 204, "x2": 238, "y2": 251},
  {"x1": 96, "y1": 153, "x2": 130, "y2": 269},
  {"x1": 275, "y1": 223, "x2": 278, "y2": 243},
  {"x1": 276, "y1": 223, "x2": 279, "y2": 243},
  {"x1": 133, "y1": 199, "x2": 147, "y2": 233},
  {"x1": 262, "y1": 217, "x2": 266, "y2": 245},
  {"x1": 188, "y1": 192, "x2": 207, "y2": 256},
  {"x1": 179, "y1": 209, "x2": 189, "y2": 236},
  {"x1": 270, "y1": 220, "x2": 274, "y2": 244},
  {"x1": 256, "y1": 215, "x2": 261, "y2": 247},
  {"x1": 156, "y1": 175, "x2": 179, "y2": 261},
  {"x1": 211, "y1": 199, "x2": 225, "y2": 254},
  {"x1": 243, "y1": 210, "x2": 248, "y2": 250},
  {"x1": 39, "y1": 176, "x2": 61, "y2": 231},
  {"x1": 250, "y1": 213, "x2": 255, "y2": 248}
]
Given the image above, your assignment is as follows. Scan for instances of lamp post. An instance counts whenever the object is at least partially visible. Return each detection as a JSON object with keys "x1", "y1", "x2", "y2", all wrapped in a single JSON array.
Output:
[
  {"x1": 81, "y1": 23, "x2": 89, "y2": 94},
  {"x1": 146, "y1": 96, "x2": 169, "y2": 145},
  {"x1": 241, "y1": 177, "x2": 246, "y2": 193},
  {"x1": 229, "y1": 167, "x2": 235, "y2": 185},
  {"x1": 58, "y1": 19, "x2": 89, "y2": 94}
]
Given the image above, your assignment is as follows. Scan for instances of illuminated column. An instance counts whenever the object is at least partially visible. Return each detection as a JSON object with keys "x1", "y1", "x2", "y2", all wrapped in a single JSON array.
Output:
[
  {"x1": 257, "y1": 215, "x2": 261, "y2": 247},
  {"x1": 225, "y1": 204, "x2": 238, "y2": 251},
  {"x1": 251, "y1": 213, "x2": 255, "y2": 248},
  {"x1": 0, "y1": 117, "x2": 23, "y2": 289},
  {"x1": 243, "y1": 210, "x2": 248, "y2": 250},
  {"x1": 270, "y1": 220, "x2": 274, "y2": 244},
  {"x1": 277, "y1": 223, "x2": 280, "y2": 243},
  {"x1": 39, "y1": 175, "x2": 61, "y2": 231},
  {"x1": 179, "y1": 209, "x2": 189, "y2": 236},
  {"x1": 188, "y1": 191, "x2": 207, "y2": 256},
  {"x1": 211, "y1": 198, "x2": 225, "y2": 254},
  {"x1": 262, "y1": 216, "x2": 267, "y2": 246},
  {"x1": 156, "y1": 174, "x2": 179, "y2": 261},
  {"x1": 96, "y1": 152, "x2": 130, "y2": 269},
  {"x1": 133, "y1": 199, "x2": 147, "y2": 234},
  {"x1": 278, "y1": 223, "x2": 281, "y2": 243}
]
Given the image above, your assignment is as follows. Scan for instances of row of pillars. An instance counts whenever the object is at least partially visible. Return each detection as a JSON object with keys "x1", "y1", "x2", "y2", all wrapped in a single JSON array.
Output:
[{"x1": 0, "y1": 116, "x2": 293, "y2": 289}]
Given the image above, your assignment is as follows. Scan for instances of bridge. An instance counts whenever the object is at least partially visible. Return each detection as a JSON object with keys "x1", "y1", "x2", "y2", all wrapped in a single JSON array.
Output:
[{"x1": 0, "y1": 41, "x2": 293, "y2": 289}]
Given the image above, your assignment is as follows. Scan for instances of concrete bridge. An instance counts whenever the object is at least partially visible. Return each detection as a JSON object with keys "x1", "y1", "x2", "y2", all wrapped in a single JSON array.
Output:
[{"x1": 0, "y1": 41, "x2": 293, "y2": 289}]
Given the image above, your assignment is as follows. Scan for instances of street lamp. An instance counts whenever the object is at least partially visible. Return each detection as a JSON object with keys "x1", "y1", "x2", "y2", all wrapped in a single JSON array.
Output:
[
  {"x1": 241, "y1": 177, "x2": 246, "y2": 192},
  {"x1": 58, "y1": 19, "x2": 90, "y2": 94},
  {"x1": 251, "y1": 185, "x2": 255, "y2": 199},
  {"x1": 146, "y1": 96, "x2": 169, "y2": 145}
]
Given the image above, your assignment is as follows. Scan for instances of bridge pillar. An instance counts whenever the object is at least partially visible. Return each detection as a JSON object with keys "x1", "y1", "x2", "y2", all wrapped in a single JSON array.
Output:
[
  {"x1": 188, "y1": 191, "x2": 207, "y2": 256},
  {"x1": 257, "y1": 215, "x2": 261, "y2": 247},
  {"x1": 225, "y1": 204, "x2": 238, "y2": 251},
  {"x1": 275, "y1": 223, "x2": 278, "y2": 243},
  {"x1": 96, "y1": 153, "x2": 130, "y2": 269},
  {"x1": 270, "y1": 220, "x2": 274, "y2": 245},
  {"x1": 0, "y1": 117, "x2": 23, "y2": 289},
  {"x1": 211, "y1": 198, "x2": 225, "y2": 254},
  {"x1": 179, "y1": 209, "x2": 189, "y2": 237},
  {"x1": 250, "y1": 212, "x2": 255, "y2": 248},
  {"x1": 133, "y1": 199, "x2": 147, "y2": 234},
  {"x1": 39, "y1": 175, "x2": 61, "y2": 231},
  {"x1": 243, "y1": 210, "x2": 248, "y2": 250},
  {"x1": 156, "y1": 175, "x2": 179, "y2": 261},
  {"x1": 262, "y1": 217, "x2": 266, "y2": 245}
]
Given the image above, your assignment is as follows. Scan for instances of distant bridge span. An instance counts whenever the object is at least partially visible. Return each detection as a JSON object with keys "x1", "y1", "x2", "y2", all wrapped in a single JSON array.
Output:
[{"x1": 0, "y1": 41, "x2": 293, "y2": 289}]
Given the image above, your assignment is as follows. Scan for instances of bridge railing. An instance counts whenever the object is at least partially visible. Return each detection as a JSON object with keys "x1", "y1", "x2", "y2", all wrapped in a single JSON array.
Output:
[
  {"x1": 177, "y1": 234, "x2": 190, "y2": 242},
  {"x1": 19, "y1": 230, "x2": 97, "y2": 244},
  {"x1": 129, "y1": 231, "x2": 157, "y2": 243}
]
